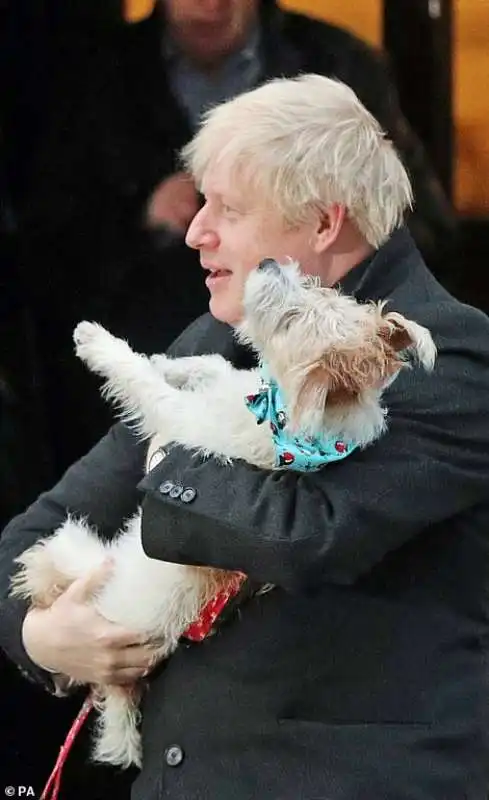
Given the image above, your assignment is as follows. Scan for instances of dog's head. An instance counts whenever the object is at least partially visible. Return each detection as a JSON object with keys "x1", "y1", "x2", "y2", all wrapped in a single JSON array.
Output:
[{"x1": 237, "y1": 258, "x2": 437, "y2": 446}]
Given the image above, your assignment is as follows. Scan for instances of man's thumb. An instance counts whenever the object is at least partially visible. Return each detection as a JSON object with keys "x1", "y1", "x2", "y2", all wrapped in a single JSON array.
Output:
[{"x1": 65, "y1": 558, "x2": 114, "y2": 602}]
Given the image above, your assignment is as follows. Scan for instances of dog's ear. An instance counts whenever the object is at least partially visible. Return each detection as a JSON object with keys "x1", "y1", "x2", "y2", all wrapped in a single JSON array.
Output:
[
  {"x1": 321, "y1": 343, "x2": 400, "y2": 407},
  {"x1": 294, "y1": 343, "x2": 393, "y2": 422},
  {"x1": 291, "y1": 360, "x2": 331, "y2": 428},
  {"x1": 292, "y1": 310, "x2": 436, "y2": 426},
  {"x1": 379, "y1": 311, "x2": 437, "y2": 372}
]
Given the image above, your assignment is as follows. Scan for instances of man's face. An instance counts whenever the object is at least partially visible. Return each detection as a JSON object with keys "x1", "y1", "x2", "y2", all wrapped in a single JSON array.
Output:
[
  {"x1": 185, "y1": 162, "x2": 321, "y2": 326},
  {"x1": 163, "y1": 0, "x2": 259, "y2": 66}
]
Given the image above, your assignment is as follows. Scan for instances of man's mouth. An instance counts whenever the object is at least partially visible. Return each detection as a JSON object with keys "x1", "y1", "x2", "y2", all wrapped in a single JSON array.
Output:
[
  {"x1": 206, "y1": 268, "x2": 232, "y2": 277},
  {"x1": 204, "y1": 266, "x2": 233, "y2": 288}
]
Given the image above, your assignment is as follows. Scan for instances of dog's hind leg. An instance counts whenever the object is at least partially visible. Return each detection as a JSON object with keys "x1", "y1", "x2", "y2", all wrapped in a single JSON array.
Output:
[{"x1": 10, "y1": 515, "x2": 107, "y2": 607}]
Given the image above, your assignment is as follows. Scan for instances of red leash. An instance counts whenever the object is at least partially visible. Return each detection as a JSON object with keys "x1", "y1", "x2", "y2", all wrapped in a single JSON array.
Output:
[{"x1": 40, "y1": 695, "x2": 94, "y2": 800}]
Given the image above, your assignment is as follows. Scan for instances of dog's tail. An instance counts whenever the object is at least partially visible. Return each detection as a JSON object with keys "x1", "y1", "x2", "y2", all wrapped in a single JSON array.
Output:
[{"x1": 92, "y1": 685, "x2": 143, "y2": 770}]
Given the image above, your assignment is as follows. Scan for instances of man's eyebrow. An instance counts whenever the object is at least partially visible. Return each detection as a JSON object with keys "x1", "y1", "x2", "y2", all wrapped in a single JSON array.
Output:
[{"x1": 205, "y1": 191, "x2": 246, "y2": 208}]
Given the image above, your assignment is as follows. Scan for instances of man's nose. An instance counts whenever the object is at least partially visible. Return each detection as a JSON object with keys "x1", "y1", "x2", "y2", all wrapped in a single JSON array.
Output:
[
  {"x1": 185, "y1": 207, "x2": 203, "y2": 249},
  {"x1": 185, "y1": 208, "x2": 218, "y2": 250}
]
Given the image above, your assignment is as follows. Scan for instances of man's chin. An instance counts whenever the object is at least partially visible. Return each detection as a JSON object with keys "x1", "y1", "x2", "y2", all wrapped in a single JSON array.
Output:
[{"x1": 209, "y1": 295, "x2": 240, "y2": 327}]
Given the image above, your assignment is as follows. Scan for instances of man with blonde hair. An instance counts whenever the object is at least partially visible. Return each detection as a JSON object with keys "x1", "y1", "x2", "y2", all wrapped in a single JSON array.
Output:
[
  {"x1": 2, "y1": 75, "x2": 489, "y2": 800},
  {"x1": 10, "y1": 0, "x2": 456, "y2": 483}
]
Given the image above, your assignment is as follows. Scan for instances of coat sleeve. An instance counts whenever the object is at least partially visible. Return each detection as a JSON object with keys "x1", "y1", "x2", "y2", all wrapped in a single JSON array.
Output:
[{"x1": 138, "y1": 347, "x2": 489, "y2": 592}]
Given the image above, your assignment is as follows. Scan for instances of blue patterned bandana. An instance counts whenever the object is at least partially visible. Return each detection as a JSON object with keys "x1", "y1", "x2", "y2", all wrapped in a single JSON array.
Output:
[{"x1": 245, "y1": 364, "x2": 357, "y2": 471}]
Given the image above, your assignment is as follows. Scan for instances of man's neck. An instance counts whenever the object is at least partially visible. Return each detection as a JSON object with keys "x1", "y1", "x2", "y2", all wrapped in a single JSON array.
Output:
[{"x1": 322, "y1": 240, "x2": 375, "y2": 288}]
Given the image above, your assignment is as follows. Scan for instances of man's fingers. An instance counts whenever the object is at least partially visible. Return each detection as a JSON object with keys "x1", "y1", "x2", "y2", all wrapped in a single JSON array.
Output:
[
  {"x1": 98, "y1": 645, "x2": 162, "y2": 684},
  {"x1": 114, "y1": 643, "x2": 160, "y2": 670},
  {"x1": 101, "y1": 623, "x2": 153, "y2": 648}
]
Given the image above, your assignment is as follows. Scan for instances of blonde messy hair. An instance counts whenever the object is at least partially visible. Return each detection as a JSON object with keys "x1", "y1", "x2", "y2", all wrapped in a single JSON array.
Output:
[{"x1": 180, "y1": 73, "x2": 413, "y2": 249}]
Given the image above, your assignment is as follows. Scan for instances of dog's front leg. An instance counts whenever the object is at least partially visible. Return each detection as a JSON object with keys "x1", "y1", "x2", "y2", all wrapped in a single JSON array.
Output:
[
  {"x1": 73, "y1": 321, "x2": 184, "y2": 440},
  {"x1": 73, "y1": 320, "x2": 272, "y2": 464}
]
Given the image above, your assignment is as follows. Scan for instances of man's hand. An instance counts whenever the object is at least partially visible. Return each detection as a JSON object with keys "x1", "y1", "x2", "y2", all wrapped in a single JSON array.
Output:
[
  {"x1": 22, "y1": 560, "x2": 158, "y2": 685},
  {"x1": 145, "y1": 172, "x2": 199, "y2": 233}
]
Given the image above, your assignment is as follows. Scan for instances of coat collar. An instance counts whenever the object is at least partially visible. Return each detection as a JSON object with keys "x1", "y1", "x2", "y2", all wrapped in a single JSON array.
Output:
[{"x1": 337, "y1": 225, "x2": 418, "y2": 302}]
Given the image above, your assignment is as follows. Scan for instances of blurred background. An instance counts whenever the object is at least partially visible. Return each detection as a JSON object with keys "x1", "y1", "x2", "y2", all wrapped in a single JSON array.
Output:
[
  {"x1": 287, "y1": 0, "x2": 489, "y2": 302},
  {"x1": 287, "y1": 0, "x2": 489, "y2": 216},
  {"x1": 0, "y1": 0, "x2": 488, "y2": 797}
]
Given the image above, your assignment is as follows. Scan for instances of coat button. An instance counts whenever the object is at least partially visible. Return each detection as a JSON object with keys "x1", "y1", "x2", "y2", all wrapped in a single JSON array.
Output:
[
  {"x1": 164, "y1": 744, "x2": 184, "y2": 767},
  {"x1": 180, "y1": 487, "x2": 197, "y2": 503},
  {"x1": 159, "y1": 480, "x2": 173, "y2": 495},
  {"x1": 169, "y1": 483, "x2": 184, "y2": 499}
]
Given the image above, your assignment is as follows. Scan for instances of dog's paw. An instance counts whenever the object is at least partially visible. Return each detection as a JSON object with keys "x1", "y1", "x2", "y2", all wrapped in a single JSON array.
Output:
[
  {"x1": 74, "y1": 321, "x2": 125, "y2": 372},
  {"x1": 74, "y1": 321, "x2": 107, "y2": 350}
]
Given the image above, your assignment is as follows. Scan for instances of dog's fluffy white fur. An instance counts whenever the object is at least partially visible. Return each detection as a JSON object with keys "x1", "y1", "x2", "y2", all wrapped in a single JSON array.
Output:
[{"x1": 10, "y1": 259, "x2": 436, "y2": 769}]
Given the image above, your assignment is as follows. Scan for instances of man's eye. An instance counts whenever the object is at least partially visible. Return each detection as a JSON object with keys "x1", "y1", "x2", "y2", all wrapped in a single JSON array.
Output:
[{"x1": 222, "y1": 204, "x2": 239, "y2": 215}]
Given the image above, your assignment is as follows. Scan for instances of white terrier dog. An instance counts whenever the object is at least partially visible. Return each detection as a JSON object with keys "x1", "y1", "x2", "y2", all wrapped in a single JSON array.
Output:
[{"x1": 10, "y1": 258, "x2": 436, "y2": 770}]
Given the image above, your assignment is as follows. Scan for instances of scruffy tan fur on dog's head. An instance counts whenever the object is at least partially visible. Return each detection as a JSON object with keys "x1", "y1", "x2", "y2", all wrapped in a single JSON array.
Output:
[{"x1": 237, "y1": 259, "x2": 437, "y2": 447}]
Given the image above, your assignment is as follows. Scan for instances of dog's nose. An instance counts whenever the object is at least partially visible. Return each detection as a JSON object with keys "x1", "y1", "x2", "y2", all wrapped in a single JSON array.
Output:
[{"x1": 257, "y1": 258, "x2": 280, "y2": 273}]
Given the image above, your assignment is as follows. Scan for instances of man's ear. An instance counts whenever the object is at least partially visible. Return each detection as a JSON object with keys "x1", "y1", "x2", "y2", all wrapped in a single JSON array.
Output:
[{"x1": 312, "y1": 204, "x2": 347, "y2": 254}]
